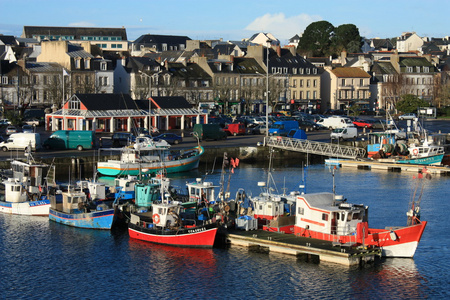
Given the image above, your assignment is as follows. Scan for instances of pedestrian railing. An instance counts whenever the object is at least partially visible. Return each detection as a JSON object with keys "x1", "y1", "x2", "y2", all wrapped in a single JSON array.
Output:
[{"x1": 266, "y1": 136, "x2": 366, "y2": 159}]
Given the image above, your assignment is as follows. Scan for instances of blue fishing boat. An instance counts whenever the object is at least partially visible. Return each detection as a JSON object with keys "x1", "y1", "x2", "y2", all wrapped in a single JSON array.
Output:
[{"x1": 49, "y1": 182, "x2": 116, "y2": 230}]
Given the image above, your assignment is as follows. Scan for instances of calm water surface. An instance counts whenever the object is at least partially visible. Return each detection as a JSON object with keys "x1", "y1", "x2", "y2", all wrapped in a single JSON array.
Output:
[{"x1": 0, "y1": 163, "x2": 448, "y2": 299}]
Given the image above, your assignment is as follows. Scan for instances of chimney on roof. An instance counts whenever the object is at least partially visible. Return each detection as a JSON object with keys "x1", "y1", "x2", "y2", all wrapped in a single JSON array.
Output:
[{"x1": 276, "y1": 45, "x2": 281, "y2": 57}]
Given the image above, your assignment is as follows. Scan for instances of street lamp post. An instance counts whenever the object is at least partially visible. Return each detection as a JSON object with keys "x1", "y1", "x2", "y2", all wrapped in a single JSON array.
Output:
[
  {"x1": 139, "y1": 71, "x2": 153, "y2": 131},
  {"x1": 265, "y1": 39, "x2": 272, "y2": 145}
]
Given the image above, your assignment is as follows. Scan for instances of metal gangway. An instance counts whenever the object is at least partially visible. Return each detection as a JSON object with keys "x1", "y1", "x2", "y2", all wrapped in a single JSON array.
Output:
[{"x1": 266, "y1": 136, "x2": 366, "y2": 159}]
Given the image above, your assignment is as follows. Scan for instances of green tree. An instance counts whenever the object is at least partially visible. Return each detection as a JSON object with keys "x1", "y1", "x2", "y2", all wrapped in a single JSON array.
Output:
[
  {"x1": 331, "y1": 24, "x2": 362, "y2": 55},
  {"x1": 297, "y1": 21, "x2": 335, "y2": 57},
  {"x1": 396, "y1": 94, "x2": 429, "y2": 114}
]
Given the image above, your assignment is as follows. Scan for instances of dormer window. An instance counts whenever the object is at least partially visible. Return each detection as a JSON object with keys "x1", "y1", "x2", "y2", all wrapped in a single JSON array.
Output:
[
  {"x1": 101, "y1": 62, "x2": 107, "y2": 71},
  {"x1": 75, "y1": 59, "x2": 81, "y2": 69},
  {"x1": 424, "y1": 67, "x2": 429, "y2": 72},
  {"x1": 407, "y1": 67, "x2": 413, "y2": 73},
  {"x1": 416, "y1": 66, "x2": 421, "y2": 72},
  {"x1": 84, "y1": 59, "x2": 90, "y2": 69},
  {"x1": 313, "y1": 68, "x2": 317, "y2": 74},
  {"x1": 299, "y1": 68, "x2": 304, "y2": 74}
]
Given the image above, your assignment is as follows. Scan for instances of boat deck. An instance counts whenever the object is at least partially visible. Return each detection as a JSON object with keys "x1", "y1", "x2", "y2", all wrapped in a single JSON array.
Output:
[
  {"x1": 326, "y1": 158, "x2": 450, "y2": 176},
  {"x1": 225, "y1": 229, "x2": 381, "y2": 266}
]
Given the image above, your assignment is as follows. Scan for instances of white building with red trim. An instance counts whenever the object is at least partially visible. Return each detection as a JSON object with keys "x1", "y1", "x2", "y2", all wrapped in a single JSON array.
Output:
[{"x1": 45, "y1": 94, "x2": 207, "y2": 133}]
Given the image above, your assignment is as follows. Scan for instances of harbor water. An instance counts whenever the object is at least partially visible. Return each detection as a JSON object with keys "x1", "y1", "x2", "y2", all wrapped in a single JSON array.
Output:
[{"x1": 0, "y1": 162, "x2": 449, "y2": 299}]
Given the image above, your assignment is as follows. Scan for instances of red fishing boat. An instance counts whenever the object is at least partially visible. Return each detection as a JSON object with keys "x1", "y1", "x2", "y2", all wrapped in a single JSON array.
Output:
[
  {"x1": 128, "y1": 201, "x2": 218, "y2": 248},
  {"x1": 292, "y1": 166, "x2": 430, "y2": 258}
]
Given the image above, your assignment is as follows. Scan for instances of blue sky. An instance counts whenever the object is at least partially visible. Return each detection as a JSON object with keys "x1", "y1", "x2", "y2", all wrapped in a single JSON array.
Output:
[{"x1": 0, "y1": 0, "x2": 447, "y2": 45}]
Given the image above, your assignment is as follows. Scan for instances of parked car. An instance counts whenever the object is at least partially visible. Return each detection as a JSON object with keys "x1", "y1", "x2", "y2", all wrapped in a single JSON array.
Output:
[
  {"x1": 5, "y1": 125, "x2": 17, "y2": 135},
  {"x1": 112, "y1": 132, "x2": 136, "y2": 147},
  {"x1": 398, "y1": 113, "x2": 417, "y2": 120},
  {"x1": 24, "y1": 118, "x2": 41, "y2": 126},
  {"x1": 298, "y1": 119, "x2": 320, "y2": 131},
  {"x1": 250, "y1": 124, "x2": 268, "y2": 135},
  {"x1": 22, "y1": 124, "x2": 34, "y2": 133},
  {"x1": 352, "y1": 119, "x2": 374, "y2": 129},
  {"x1": 0, "y1": 119, "x2": 11, "y2": 126},
  {"x1": 153, "y1": 133, "x2": 182, "y2": 145}
]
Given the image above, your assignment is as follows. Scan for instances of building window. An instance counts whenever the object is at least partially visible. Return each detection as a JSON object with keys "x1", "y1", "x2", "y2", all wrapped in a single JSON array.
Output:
[
  {"x1": 307, "y1": 80, "x2": 310, "y2": 87},
  {"x1": 101, "y1": 62, "x2": 107, "y2": 71},
  {"x1": 300, "y1": 80, "x2": 303, "y2": 87},
  {"x1": 424, "y1": 67, "x2": 429, "y2": 73},
  {"x1": 341, "y1": 79, "x2": 345, "y2": 86},
  {"x1": 75, "y1": 59, "x2": 81, "y2": 69},
  {"x1": 84, "y1": 59, "x2": 90, "y2": 69},
  {"x1": 313, "y1": 79, "x2": 317, "y2": 87},
  {"x1": 43, "y1": 76, "x2": 48, "y2": 85},
  {"x1": 407, "y1": 67, "x2": 413, "y2": 73},
  {"x1": 85, "y1": 75, "x2": 90, "y2": 84},
  {"x1": 293, "y1": 79, "x2": 297, "y2": 87},
  {"x1": 162, "y1": 43, "x2": 167, "y2": 51}
]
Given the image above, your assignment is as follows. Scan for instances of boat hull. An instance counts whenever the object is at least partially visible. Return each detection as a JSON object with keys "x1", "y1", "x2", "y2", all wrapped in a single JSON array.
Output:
[
  {"x1": 128, "y1": 223, "x2": 218, "y2": 248},
  {"x1": 294, "y1": 221, "x2": 427, "y2": 258},
  {"x1": 0, "y1": 199, "x2": 50, "y2": 216},
  {"x1": 97, "y1": 146, "x2": 203, "y2": 176},
  {"x1": 395, "y1": 154, "x2": 444, "y2": 165},
  {"x1": 49, "y1": 208, "x2": 114, "y2": 229}
]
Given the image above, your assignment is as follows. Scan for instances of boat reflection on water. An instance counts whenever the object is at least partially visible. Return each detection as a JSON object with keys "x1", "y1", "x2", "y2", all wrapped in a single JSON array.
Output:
[
  {"x1": 351, "y1": 258, "x2": 426, "y2": 298},
  {"x1": 128, "y1": 239, "x2": 218, "y2": 279}
]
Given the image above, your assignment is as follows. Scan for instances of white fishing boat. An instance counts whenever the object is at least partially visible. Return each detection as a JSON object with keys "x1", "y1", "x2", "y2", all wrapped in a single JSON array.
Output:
[{"x1": 97, "y1": 136, "x2": 204, "y2": 177}]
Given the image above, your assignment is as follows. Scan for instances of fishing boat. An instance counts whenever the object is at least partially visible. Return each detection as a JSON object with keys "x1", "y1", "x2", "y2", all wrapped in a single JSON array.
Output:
[
  {"x1": 367, "y1": 131, "x2": 444, "y2": 165},
  {"x1": 48, "y1": 182, "x2": 116, "y2": 230},
  {"x1": 128, "y1": 190, "x2": 219, "y2": 248},
  {"x1": 97, "y1": 136, "x2": 204, "y2": 177},
  {"x1": 292, "y1": 168, "x2": 429, "y2": 258},
  {"x1": 0, "y1": 157, "x2": 56, "y2": 216}
]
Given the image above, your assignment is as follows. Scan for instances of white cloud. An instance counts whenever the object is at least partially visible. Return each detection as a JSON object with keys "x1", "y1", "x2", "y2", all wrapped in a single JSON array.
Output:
[
  {"x1": 68, "y1": 21, "x2": 97, "y2": 27},
  {"x1": 245, "y1": 13, "x2": 322, "y2": 42}
]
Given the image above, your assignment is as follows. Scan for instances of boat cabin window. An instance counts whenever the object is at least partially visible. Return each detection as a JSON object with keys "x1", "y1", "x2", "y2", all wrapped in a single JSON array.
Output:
[
  {"x1": 336, "y1": 213, "x2": 340, "y2": 220},
  {"x1": 347, "y1": 213, "x2": 353, "y2": 221},
  {"x1": 259, "y1": 205, "x2": 263, "y2": 210},
  {"x1": 298, "y1": 207, "x2": 304, "y2": 215},
  {"x1": 341, "y1": 212, "x2": 345, "y2": 221},
  {"x1": 12, "y1": 186, "x2": 21, "y2": 192},
  {"x1": 352, "y1": 212, "x2": 361, "y2": 220},
  {"x1": 322, "y1": 213, "x2": 328, "y2": 221}
]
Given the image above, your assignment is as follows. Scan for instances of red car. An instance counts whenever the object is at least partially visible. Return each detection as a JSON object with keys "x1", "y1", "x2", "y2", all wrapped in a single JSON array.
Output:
[{"x1": 353, "y1": 119, "x2": 373, "y2": 128}]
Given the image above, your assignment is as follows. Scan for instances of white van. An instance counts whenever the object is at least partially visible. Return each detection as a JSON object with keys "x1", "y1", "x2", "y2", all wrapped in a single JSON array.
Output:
[
  {"x1": 0, "y1": 133, "x2": 42, "y2": 152},
  {"x1": 330, "y1": 127, "x2": 358, "y2": 141},
  {"x1": 317, "y1": 116, "x2": 355, "y2": 129}
]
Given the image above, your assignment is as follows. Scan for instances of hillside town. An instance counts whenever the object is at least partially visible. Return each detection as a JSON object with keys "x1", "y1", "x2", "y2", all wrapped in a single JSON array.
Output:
[{"x1": 0, "y1": 25, "x2": 449, "y2": 132}]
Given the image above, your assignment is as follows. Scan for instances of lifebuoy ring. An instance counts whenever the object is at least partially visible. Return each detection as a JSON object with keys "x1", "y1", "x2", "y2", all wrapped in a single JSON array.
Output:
[
  {"x1": 413, "y1": 148, "x2": 419, "y2": 156},
  {"x1": 153, "y1": 213, "x2": 160, "y2": 224}
]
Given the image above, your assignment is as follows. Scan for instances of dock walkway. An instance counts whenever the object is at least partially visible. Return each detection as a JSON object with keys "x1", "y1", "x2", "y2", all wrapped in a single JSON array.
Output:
[
  {"x1": 266, "y1": 136, "x2": 366, "y2": 159},
  {"x1": 225, "y1": 229, "x2": 381, "y2": 266}
]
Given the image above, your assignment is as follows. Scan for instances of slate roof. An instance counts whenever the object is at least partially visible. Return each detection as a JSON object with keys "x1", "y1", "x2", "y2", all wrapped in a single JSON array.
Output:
[
  {"x1": 399, "y1": 57, "x2": 434, "y2": 67},
  {"x1": 22, "y1": 26, "x2": 128, "y2": 40},
  {"x1": 0, "y1": 35, "x2": 17, "y2": 45},
  {"x1": 167, "y1": 62, "x2": 211, "y2": 79},
  {"x1": 26, "y1": 62, "x2": 63, "y2": 73},
  {"x1": 331, "y1": 67, "x2": 371, "y2": 78},
  {"x1": 234, "y1": 57, "x2": 266, "y2": 74},
  {"x1": 151, "y1": 96, "x2": 193, "y2": 109},
  {"x1": 134, "y1": 34, "x2": 191, "y2": 45},
  {"x1": 74, "y1": 93, "x2": 140, "y2": 111},
  {"x1": 67, "y1": 44, "x2": 95, "y2": 59}
]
